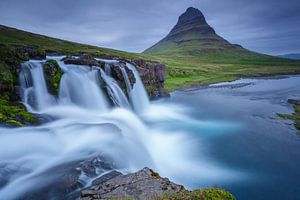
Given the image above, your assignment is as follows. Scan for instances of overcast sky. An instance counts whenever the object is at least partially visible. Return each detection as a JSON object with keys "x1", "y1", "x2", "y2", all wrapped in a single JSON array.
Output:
[{"x1": 0, "y1": 0, "x2": 299, "y2": 55}]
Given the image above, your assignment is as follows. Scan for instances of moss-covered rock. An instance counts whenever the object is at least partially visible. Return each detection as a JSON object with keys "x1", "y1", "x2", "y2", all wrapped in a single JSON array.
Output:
[
  {"x1": 0, "y1": 44, "x2": 25, "y2": 99},
  {"x1": 44, "y1": 59, "x2": 63, "y2": 95},
  {"x1": 0, "y1": 98, "x2": 38, "y2": 127},
  {"x1": 160, "y1": 188, "x2": 235, "y2": 200},
  {"x1": 0, "y1": 44, "x2": 43, "y2": 127},
  {"x1": 0, "y1": 61, "x2": 14, "y2": 99}
]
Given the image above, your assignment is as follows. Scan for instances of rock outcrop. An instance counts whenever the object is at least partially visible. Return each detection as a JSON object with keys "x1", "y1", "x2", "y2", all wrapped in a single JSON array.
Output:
[
  {"x1": 63, "y1": 55, "x2": 104, "y2": 67},
  {"x1": 131, "y1": 59, "x2": 169, "y2": 98},
  {"x1": 0, "y1": 44, "x2": 38, "y2": 126},
  {"x1": 44, "y1": 59, "x2": 64, "y2": 95},
  {"x1": 80, "y1": 167, "x2": 184, "y2": 200},
  {"x1": 15, "y1": 45, "x2": 46, "y2": 60}
]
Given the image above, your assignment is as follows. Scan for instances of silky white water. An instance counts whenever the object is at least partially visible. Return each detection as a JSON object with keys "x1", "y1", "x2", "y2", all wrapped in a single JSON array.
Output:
[{"x1": 0, "y1": 57, "x2": 238, "y2": 199}]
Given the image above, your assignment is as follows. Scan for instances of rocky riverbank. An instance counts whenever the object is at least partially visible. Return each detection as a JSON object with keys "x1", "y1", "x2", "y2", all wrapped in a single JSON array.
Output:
[{"x1": 278, "y1": 99, "x2": 300, "y2": 133}]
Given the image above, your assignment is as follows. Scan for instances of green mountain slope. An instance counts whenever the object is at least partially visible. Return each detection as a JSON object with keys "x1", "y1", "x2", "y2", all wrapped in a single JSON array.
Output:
[
  {"x1": 0, "y1": 25, "x2": 142, "y2": 59},
  {"x1": 144, "y1": 7, "x2": 300, "y2": 90}
]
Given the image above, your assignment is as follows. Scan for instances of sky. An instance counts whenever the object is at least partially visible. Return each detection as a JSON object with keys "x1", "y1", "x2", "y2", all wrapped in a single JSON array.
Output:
[{"x1": 0, "y1": 0, "x2": 299, "y2": 55}]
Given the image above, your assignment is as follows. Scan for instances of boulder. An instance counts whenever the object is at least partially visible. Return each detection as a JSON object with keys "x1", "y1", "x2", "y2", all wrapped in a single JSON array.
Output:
[{"x1": 80, "y1": 167, "x2": 184, "y2": 200}]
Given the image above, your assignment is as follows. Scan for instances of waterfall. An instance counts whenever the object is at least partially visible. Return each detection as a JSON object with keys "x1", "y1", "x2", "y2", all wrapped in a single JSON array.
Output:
[
  {"x1": 100, "y1": 68, "x2": 131, "y2": 109},
  {"x1": 126, "y1": 63, "x2": 150, "y2": 113},
  {"x1": 19, "y1": 57, "x2": 149, "y2": 113},
  {"x1": 104, "y1": 63, "x2": 111, "y2": 76},
  {"x1": 58, "y1": 64, "x2": 109, "y2": 111},
  {"x1": 19, "y1": 61, "x2": 56, "y2": 111}
]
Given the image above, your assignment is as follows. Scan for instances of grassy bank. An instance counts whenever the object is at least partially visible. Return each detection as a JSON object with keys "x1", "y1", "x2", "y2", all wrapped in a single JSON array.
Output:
[
  {"x1": 148, "y1": 52, "x2": 300, "y2": 91},
  {"x1": 278, "y1": 99, "x2": 300, "y2": 134}
]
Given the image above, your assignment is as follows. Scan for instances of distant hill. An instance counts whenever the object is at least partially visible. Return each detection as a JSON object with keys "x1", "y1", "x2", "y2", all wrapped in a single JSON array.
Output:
[{"x1": 278, "y1": 54, "x2": 300, "y2": 60}]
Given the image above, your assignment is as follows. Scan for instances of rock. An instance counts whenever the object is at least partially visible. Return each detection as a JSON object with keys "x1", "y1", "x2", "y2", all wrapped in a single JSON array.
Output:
[
  {"x1": 22, "y1": 156, "x2": 116, "y2": 200},
  {"x1": 44, "y1": 59, "x2": 63, "y2": 95},
  {"x1": 110, "y1": 62, "x2": 136, "y2": 88},
  {"x1": 15, "y1": 45, "x2": 46, "y2": 60},
  {"x1": 63, "y1": 55, "x2": 104, "y2": 67},
  {"x1": 92, "y1": 171, "x2": 122, "y2": 185},
  {"x1": 132, "y1": 59, "x2": 170, "y2": 99},
  {"x1": 288, "y1": 99, "x2": 300, "y2": 105},
  {"x1": 80, "y1": 167, "x2": 184, "y2": 200}
]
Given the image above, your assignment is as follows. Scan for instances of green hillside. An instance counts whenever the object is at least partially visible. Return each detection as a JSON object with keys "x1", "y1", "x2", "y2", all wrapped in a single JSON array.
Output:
[
  {"x1": 144, "y1": 7, "x2": 300, "y2": 90},
  {"x1": 0, "y1": 25, "x2": 144, "y2": 59}
]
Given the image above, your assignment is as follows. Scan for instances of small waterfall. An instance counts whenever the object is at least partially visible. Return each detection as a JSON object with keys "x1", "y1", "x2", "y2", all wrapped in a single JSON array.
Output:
[
  {"x1": 19, "y1": 61, "x2": 56, "y2": 111},
  {"x1": 58, "y1": 64, "x2": 109, "y2": 111},
  {"x1": 104, "y1": 63, "x2": 111, "y2": 76},
  {"x1": 100, "y1": 68, "x2": 131, "y2": 109},
  {"x1": 126, "y1": 63, "x2": 150, "y2": 113}
]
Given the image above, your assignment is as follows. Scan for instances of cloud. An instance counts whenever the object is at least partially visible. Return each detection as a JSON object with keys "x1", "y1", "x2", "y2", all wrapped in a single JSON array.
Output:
[{"x1": 0, "y1": 0, "x2": 299, "y2": 55}]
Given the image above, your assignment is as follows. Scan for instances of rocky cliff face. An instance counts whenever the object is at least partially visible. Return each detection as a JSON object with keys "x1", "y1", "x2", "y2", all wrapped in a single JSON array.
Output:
[
  {"x1": 131, "y1": 59, "x2": 170, "y2": 99},
  {"x1": 167, "y1": 7, "x2": 216, "y2": 38}
]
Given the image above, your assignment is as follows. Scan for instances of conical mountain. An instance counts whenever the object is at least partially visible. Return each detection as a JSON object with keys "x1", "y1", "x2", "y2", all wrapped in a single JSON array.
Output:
[{"x1": 144, "y1": 7, "x2": 260, "y2": 58}]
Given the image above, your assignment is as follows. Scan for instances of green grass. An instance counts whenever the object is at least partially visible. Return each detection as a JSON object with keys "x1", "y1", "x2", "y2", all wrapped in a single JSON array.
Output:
[
  {"x1": 158, "y1": 188, "x2": 235, "y2": 200},
  {"x1": 278, "y1": 104, "x2": 300, "y2": 134}
]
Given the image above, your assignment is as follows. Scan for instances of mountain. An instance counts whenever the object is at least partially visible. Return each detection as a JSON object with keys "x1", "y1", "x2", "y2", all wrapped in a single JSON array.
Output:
[
  {"x1": 143, "y1": 7, "x2": 300, "y2": 90},
  {"x1": 278, "y1": 53, "x2": 300, "y2": 60},
  {"x1": 144, "y1": 7, "x2": 262, "y2": 58}
]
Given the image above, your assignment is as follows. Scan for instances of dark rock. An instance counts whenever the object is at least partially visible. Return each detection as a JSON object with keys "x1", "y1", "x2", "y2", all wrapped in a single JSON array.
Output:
[
  {"x1": 288, "y1": 99, "x2": 300, "y2": 105},
  {"x1": 22, "y1": 155, "x2": 115, "y2": 200},
  {"x1": 110, "y1": 62, "x2": 136, "y2": 88},
  {"x1": 15, "y1": 45, "x2": 46, "y2": 60},
  {"x1": 132, "y1": 59, "x2": 170, "y2": 99},
  {"x1": 80, "y1": 167, "x2": 184, "y2": 200},
  {"x1": 92, "y1": 171, "x2": 122, "y2": 185},
  {"x1": 63, "y1": 55, "x2": 104, "y2": 67}
]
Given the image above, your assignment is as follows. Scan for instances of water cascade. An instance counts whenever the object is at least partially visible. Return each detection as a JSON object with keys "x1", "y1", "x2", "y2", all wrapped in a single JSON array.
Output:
[
  {"x1": 0, "y1": 56, "x2": 237, "y2": 199},
  {"x1": 19, "y1": 61, "x2": 56, "y2": 111}
]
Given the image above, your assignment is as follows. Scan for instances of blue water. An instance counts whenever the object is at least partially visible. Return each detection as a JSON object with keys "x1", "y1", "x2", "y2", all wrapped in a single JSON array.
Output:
[{"x1": 166, "y1": 75, "x2": 300, "y2": 200}]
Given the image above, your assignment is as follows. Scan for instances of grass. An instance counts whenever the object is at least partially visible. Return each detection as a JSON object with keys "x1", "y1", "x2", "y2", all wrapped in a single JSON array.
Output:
[
  {"x1": 278, "y1": 104, "x2": 300, "y2": 134},
  {"x1": 158, "y1": 188, "x2": 235, "y2": 200}
]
